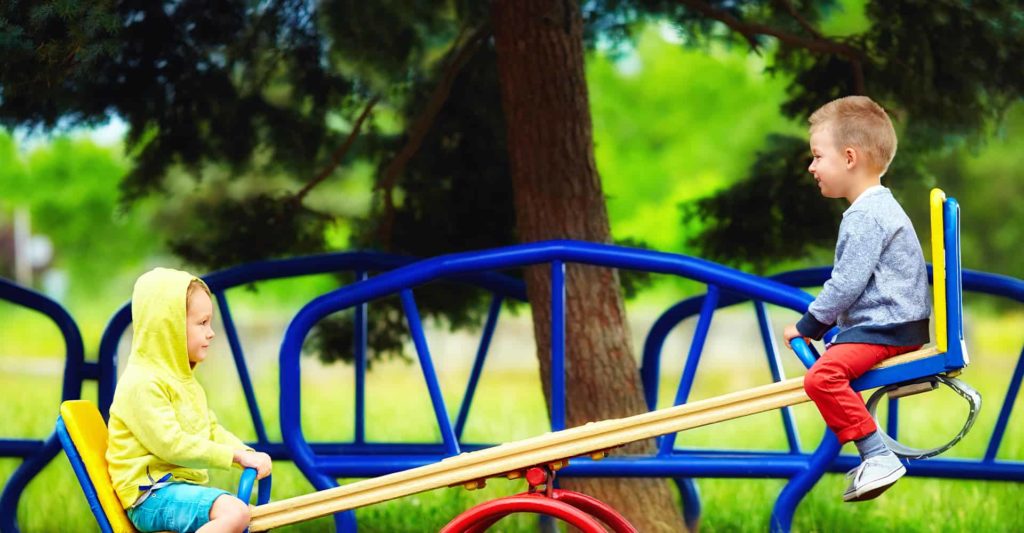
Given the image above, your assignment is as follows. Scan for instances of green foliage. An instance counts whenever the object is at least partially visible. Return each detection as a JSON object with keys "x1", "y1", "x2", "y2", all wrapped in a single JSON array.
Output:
[
  {"x1": 955, "y1": 107, "x2": 1024, "y2": 279},
  {"x1": 900, "y1": 103, "x2": 1024, "y2": 279},
  {"x1": 682, "y1": 134, "x2": 843, "y2": 272},
  {"x1": 0, "y1": 133, "x2": 161, "y2": 304},
  {"x1": 0, "y1": 0, "x2": 358, "y2": 201},
  {"x1": 588, "y1": 25, "x2": 803, "y2": 254},
  {"x1": 2, "y1": 0, "x2": 1023, "y2": 365},
  {"x1": 300, "y1": 45, "x2": 519, "y2": 366},
  {"x1": 169, "y1": 193, "x2": 329, "y2": 268},
  {"x1": 690, "y1": 0, "x2": 1024, "y2": 268},
  {"x1": 776, "y1": 0, "x2": 1024, "y2": 149},
  {"x1": 353, "y1": 46, "x2": 515, "y2": 258}
]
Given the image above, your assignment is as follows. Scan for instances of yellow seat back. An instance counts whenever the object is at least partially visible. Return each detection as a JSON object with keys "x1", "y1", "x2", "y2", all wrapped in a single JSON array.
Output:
[
  {"x1": 59, "y1": 400, "x2": 137, "y2": 533},
  {"x1": 930, "y1": 188, "x2": 948, "y2": 352}
]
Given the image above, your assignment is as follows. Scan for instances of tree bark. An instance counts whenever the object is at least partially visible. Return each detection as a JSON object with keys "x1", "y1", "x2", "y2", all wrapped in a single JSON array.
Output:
[{"x1": 490, "y1": 1, "x2": 686, "y2": 531}]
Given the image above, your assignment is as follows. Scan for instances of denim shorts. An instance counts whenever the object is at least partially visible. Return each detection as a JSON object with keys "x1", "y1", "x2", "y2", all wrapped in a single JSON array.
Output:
[{"x1": 127, "y1": 482, "x2": 233, "y2": 533}]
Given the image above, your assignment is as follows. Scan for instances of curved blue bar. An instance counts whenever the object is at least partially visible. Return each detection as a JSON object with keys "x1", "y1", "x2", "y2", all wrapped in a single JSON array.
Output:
[
  {"x1": 237, "y1": 468, "x2": 272, "y2": 506},
  {"x1": 0, "y1": 279, "x2": 85, "y2": 533},
  {"x1": 0, "y1": 278, "x2": 85, "y2": 405},
  {"x1": 277, "y1": 240, "x2": 819, "y2": 466},
  {"x1": 641, "y1": 266, "x2": 1024, "y2": 463},
  {"x1": 279, "y1": 242, "x2": 813, "y2": 322},
  {"x1": 673, "y1": 477, "x2": 701, "y2": 532},
  {"x1": 94, "y1": 252, "x2": 529, "y2": 412},
  {"x1": 297, "y1": 450, "x2": 1024, "y2": 481},
  {"x1": 94, "y1": 251, "x2": 527, "y2": 427},
  {"x1": 272, "y1": 233, "x2": 1023, "y2": 533},
  {"x1": 771, "y1": 431, "x2": 841, "y2": 533}
]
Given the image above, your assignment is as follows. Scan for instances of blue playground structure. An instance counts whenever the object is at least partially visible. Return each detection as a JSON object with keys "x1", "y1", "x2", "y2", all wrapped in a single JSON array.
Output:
[{"x1": 2, "y1": 189, "x2": 1023, "y2": 531}]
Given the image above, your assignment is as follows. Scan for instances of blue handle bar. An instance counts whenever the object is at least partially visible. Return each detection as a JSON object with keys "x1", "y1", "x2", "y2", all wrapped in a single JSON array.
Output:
[
  {"x1": 237, "y1": 467, "x2": 272, "y2": 505},
  {"x1": 789, "y1": 337, "x2": 821, "y2": 369}
]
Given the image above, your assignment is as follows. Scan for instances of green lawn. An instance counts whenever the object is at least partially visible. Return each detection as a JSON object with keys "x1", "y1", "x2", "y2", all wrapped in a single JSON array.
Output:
[{"x1": 2, "y1": 310, "x2": 1023, "y2": 531}]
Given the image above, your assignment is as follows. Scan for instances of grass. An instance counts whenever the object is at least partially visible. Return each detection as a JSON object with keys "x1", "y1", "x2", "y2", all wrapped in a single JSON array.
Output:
[{"x1": 2, "y1": 309, "x2": 1023, "y2": 531}]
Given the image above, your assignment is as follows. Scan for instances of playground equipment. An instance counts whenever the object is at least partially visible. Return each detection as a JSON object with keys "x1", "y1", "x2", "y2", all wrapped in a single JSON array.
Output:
[
  {"x1": 54, "y1": 400, "x2": 271, "y2": 533},
  {"x1": 242, "y1": 188, "x2": 983, "y2": 530},
  {"x1": 2, "y1": 188, "x2": 1022, "y2": 531}
]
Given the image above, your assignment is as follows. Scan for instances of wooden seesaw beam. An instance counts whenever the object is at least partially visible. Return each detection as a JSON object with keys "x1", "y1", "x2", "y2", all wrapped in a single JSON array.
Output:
[{"x1": 249, "y1": 346, "x2": 940, "y2": 530}]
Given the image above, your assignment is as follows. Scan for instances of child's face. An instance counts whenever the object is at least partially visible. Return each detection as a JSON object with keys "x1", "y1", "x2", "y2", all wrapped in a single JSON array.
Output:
[
  {"x1": 186, "y1": 290, "x2": 216, "y2": 364},
  {"x1": 808, "y1": 125, "x2": 852, "y2": 199}
]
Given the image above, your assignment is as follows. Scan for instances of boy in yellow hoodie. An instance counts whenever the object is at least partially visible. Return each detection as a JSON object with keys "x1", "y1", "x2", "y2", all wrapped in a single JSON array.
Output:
[{"x1": 106, "y1": 268, "x2": 272, "y2": 532}]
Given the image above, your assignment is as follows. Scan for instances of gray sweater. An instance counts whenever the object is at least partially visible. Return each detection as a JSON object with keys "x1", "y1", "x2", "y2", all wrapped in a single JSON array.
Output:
[{"x1": 796, "y1": 186, "x2": 931, "y2": 346}]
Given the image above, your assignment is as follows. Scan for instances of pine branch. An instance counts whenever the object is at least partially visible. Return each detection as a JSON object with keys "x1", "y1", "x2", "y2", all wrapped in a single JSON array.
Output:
[
  {"x1": 676, "y1": 0, "x2": 866, "y2": 93},
  {"x1": 775, "y1": 0, "x2": 823, "y2": 39},
  {"x1": 292, "y1": 94, "x2": 380, "y2": 203},
  {"x1": 375, "y1": 24, "x2": 489, "y2": 247}
]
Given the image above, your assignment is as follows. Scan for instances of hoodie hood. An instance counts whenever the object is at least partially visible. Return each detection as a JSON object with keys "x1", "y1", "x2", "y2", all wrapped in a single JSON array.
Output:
[{"x1": 129, "y1": 267, "x2": 208, "y2": 381}]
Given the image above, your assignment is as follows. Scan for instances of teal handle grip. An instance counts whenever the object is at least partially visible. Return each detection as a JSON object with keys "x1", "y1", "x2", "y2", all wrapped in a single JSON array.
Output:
[{"x1": 237, "y1": 467, "x2": 272, "y2": 505}]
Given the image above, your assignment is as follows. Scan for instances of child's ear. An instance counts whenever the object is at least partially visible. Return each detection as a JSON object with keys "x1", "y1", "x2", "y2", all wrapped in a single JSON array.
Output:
[{"x1": 844, "y1": 147, "x2": 857, "y2": 169}]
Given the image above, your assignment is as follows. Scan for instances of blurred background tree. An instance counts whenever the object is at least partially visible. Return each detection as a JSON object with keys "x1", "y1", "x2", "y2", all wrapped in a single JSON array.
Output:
[{"x1": 2, "y1": 0, "x2": 1023, "y2": 526}]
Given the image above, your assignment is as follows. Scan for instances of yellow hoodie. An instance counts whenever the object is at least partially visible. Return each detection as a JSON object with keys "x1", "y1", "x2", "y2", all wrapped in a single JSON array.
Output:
[{"x1": 106, "y1": 268, "x2": 250, "y2": 509}]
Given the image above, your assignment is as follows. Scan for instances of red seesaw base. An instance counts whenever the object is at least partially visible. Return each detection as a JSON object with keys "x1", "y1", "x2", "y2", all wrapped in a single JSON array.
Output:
[{"x1": 441, "y1": 466, "x2": 638, "y2": 533}]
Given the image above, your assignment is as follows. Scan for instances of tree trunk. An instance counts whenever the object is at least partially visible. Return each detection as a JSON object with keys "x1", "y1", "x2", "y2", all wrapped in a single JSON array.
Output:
[{"x1": 490, "y1": 1, "x2": 686, "y2": 531}]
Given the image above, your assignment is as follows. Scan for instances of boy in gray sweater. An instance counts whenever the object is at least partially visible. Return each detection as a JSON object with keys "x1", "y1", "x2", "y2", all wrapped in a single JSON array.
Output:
[{"x1": 783, "y1": 96, "x2": 931, "y2": 502}]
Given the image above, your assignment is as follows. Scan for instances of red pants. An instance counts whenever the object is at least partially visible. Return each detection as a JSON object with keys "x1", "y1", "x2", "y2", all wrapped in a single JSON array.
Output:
[{"x1": 804, "y1": 343, "x2": 921, "y2": 443}]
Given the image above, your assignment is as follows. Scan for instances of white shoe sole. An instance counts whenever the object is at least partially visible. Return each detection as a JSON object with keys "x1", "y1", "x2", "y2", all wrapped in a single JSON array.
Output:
[{"x1": 843, "y1": 464, "x2": 906, "y2": 502}]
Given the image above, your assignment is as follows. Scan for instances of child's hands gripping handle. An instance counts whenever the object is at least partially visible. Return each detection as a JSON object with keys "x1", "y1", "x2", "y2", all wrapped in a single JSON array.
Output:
[
  {"x1": 234, "y1": 449, "x2": 273, "y2": 506},
  {"x1": 234, "y1": 449, "x2": 272, "y2": 479},
  {"x1": 783, "y1": 323, "x2": 821, "y2": 369}
]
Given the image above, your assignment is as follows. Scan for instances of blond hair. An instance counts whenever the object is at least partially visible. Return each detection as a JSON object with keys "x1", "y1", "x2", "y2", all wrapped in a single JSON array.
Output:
[
  {"x1": 809, "y1": 96, "x2": 897, "y2": 173},
  {"x1": 186, "y1": 279, "x2": 211, "y2": 309}
]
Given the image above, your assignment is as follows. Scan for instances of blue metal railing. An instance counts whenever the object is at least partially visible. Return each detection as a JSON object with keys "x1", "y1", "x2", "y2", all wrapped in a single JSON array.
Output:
[
  {"x1": 3, "y1": 197, "x2": 1022, "y2": 532},
  {"x1": 4, "y1": 256, "x2": 1021, "y2": 531},
  {"x1": 276, "y1": 240, "x2": 820, "y2": 530},
  {"x1": 0, "y1": 278, "x2": 85, "y2": 533}
]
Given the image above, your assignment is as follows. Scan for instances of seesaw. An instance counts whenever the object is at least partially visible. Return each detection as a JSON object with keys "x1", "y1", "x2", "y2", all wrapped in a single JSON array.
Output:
[
  {"x1": 250, "y1": 189, "x2": 978, "y2": 530},
  {"x1": 60, "y1": 189, "x2": 980, "y2": 532}
]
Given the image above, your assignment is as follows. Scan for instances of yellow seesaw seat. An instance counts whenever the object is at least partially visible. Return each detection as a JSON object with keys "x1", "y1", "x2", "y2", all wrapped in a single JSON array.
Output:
[{"x1": 57, "y1": 400, "x2": 138, "y2": 533}]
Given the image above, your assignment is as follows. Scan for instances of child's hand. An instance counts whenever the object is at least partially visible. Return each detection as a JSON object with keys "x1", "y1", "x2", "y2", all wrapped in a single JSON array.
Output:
[
  {"x1": 234, "y1": 450, "x2": 272, "y2": 479},
  {"x1": 782, "y1": 324, "x2": 812, "y2": 350}
]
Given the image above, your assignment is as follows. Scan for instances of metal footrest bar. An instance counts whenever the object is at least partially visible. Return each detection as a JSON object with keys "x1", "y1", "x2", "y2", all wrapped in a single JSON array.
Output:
[{"x1": 866, "y1": 375, "x2": 982, "y2": 459}]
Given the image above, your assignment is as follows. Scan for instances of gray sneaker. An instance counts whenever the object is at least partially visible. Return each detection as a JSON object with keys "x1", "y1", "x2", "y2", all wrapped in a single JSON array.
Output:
[{"x1": 842, "y1": 452, "x2": 906, "y2": 502}]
